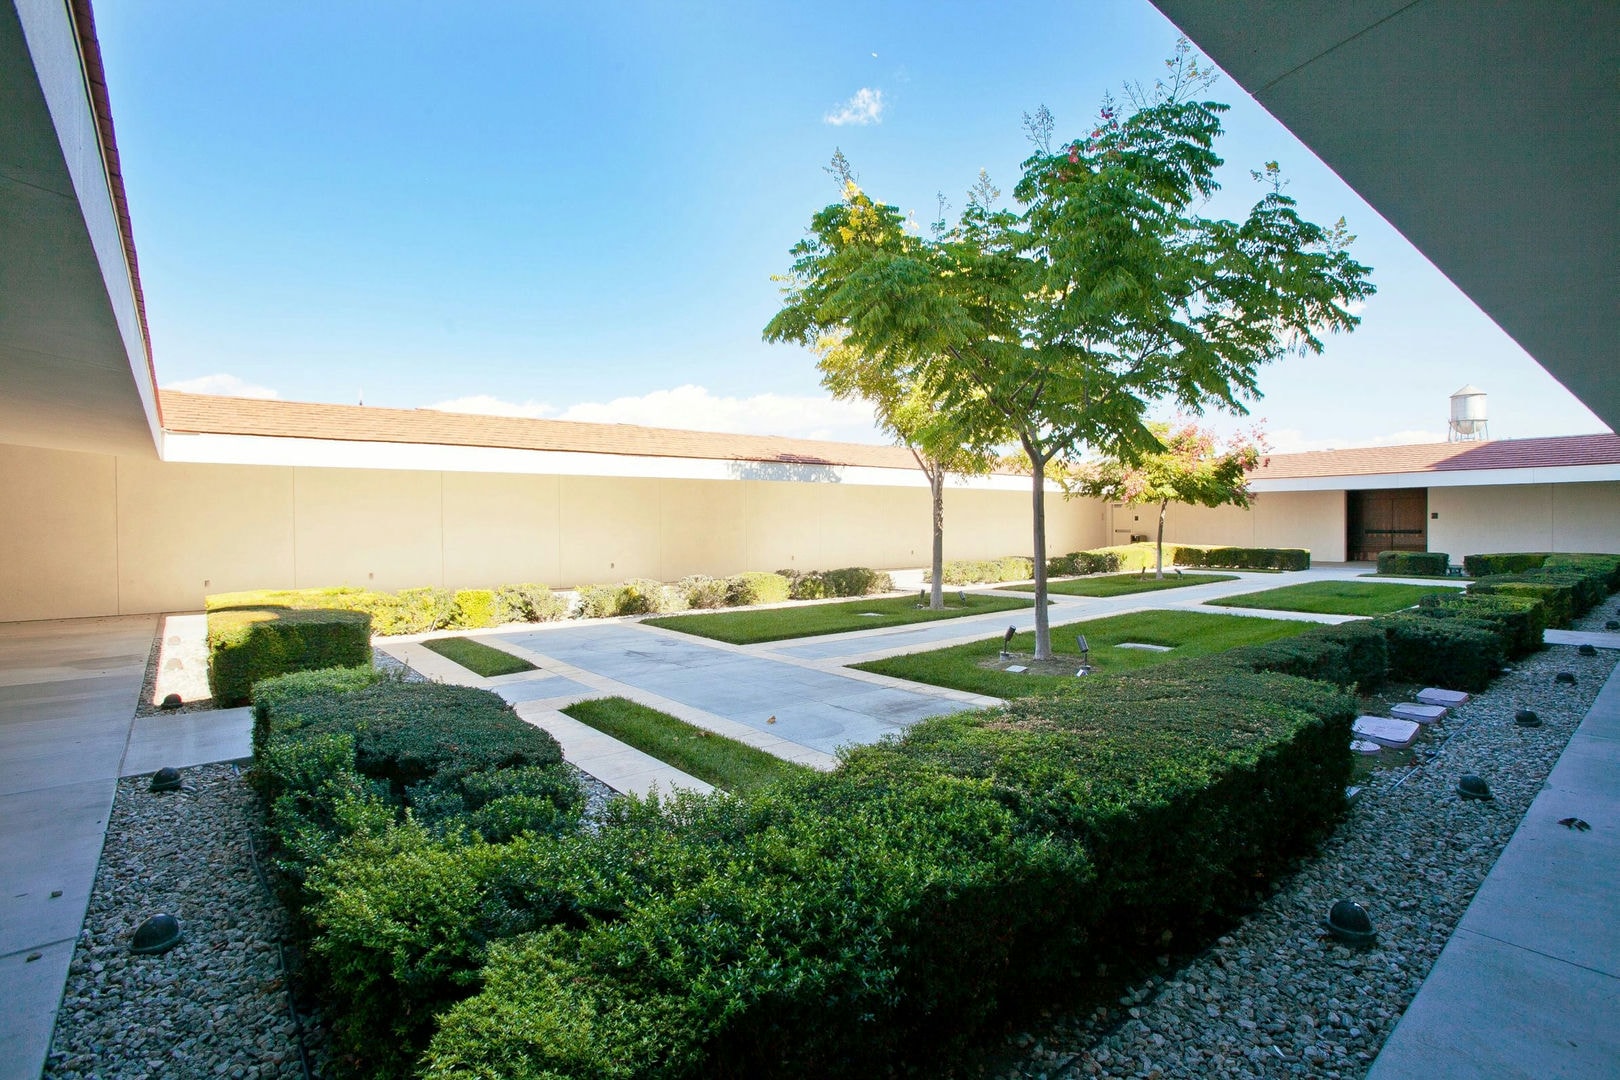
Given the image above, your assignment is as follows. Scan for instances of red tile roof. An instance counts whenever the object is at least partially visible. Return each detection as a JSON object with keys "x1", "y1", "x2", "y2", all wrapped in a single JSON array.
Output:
[
  {"x1": 1255, "y1": 434, "x2": 1620, "y2": 479},
  {"x1": 160, "y1": 391, "x2": 924, "y2": 470}
]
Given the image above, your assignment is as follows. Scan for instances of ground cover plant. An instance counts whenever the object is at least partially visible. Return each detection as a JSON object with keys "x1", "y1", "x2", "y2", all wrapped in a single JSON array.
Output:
[
  {"x1": 644, "y1": 592, "x2": 1030, "y2": 645},
  {"x1": 1011, "y1": 572, "x2": 1235, "y2": 597},
  {"x1": 563, "y1": 697, "x2": 811, "y2": 794},
  {"x1": 1209, "y1": 580, "x2": 1461, "y2": 616},
  {"x1": 419, "y1": 636, "x2": 537, "y2": 677},
  {"x1": 854, "y1": 609, "x2": 1308, "y2": 698}
]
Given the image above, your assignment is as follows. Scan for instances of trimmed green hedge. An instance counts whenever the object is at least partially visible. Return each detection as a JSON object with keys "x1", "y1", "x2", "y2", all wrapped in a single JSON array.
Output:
[
  {"x1": 1461, "y1": 552, "x2": 1550, "y2": 577},
  {"x1": 1047, "y1": 550, "x2": 1123, "y2": 576},
  {"x1": 1369, "y1": 614, "x2": 1503, "y2": 692},
  {"x1": 254, "y1": 673, "x2": 580, "y2": 896},
  {"x1": 1178, "y1": 545, "x2": 1310, "y2": 571},
  {"x1": 210, "y1": 583, "x2": 571, "y2": 636},
  {"x1": 412, "y1": 667, "x2": 1351, "y2": 1079},
  {"x1": 779, "y1": 566, "x2": 894, "y2": 599},
  {"x1": 1417, "y1": 592, "x2": 1546, "y2": 658},
  {"x1": 1376, "y1": 551, "x2": 1450, "y2": 576},
  {"x1": 302, "y1": 667, "x2": 1351, "y2": 1079},
  {"x1": 1042, "y1": 543, "x2": 1309, "y2": 576},
  {"x1": 1468, "y1": 577, "x2": 1579, "y2": 628},
  {"x1": 927, "y1": 556, "x2": 1035, "y2": 584},
  {"x1": 207, "y1": 607, "x2": 372, "y2": 707},
  {"x1": 1223, "y1": 619, "x2": 1388, "y2": 690}
]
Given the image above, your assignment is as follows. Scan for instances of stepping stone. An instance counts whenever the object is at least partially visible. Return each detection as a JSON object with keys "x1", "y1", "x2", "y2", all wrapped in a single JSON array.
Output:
[
  {"x1": 1416, "y1": 687, "x2": 1470, "y2": 707},
  {"x1": 1004, "y1": 665, "x2": 1028, "y2": 673},
  {"x1": 1389, "y1": 702, "x2": 1448, "y2": 724},
  {"x1": 1350, "y1": 739, "x2": 1383, "y2": 755},
  {"x1": 1115, "y1": 642, "x2": 1173, "y2": 652},
  {"x1": 1352, "y1": 715, "x2": 1422, "y2": 749}
]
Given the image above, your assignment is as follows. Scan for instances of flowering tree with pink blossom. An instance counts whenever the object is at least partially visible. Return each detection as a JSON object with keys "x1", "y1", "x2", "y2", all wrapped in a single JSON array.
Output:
[{"x1": 1067, "y1": 421, "x2": 1268, "y2": 578}]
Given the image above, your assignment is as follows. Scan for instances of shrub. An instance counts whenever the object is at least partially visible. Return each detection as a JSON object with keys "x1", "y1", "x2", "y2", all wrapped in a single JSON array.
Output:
[
  {"x1": 450, "y1": 589, "x2": 496, "y2": 629},
  {"x1": 616, "y1": 578, "x2": 678, "y2": 615},
  {"x1": 1545, "y1": 552, "x2": 1620, "y2": 591},
  {"x1": 251, "y1": 664, "x2": 381, "y2": 758},
  {"x1": 1370, "y1": 614, "x2": 1502, "y2": 692},
  {"x1": 678, "y1": 575, "x2": 733, "y2": 609},
  {"x1": 1223, "y1": 619, "x2": 1388, "y2": 690},
  {"x1": 207, "y1": 607, "x2": 372, "y2": 707},
  {"x1": 821, "y1": 566, "x2": 894, "y2": 596},
  {"x1": 1178, "y1": 545, "x2": 1311, "y2": 571},
  {"x1": 928, "y1": 556, "x2": 1034, "y2": 584},
  {"x1": 493, "y1": 583, "x2": 569, "y2": 624},
  {"x1": 725, "y1": 571, "x2": 791, "y2": 606},
  {"x1": 1462, "y1": 552, "x2": 1549, "y2": 577},
  {"x1": 394, "y1": 587, "x2": 456, "y2": 634},
  {"x1": 782, "y1": 570, "x2": 829, "y2": 600},
  {"x1": 1468, "y1": 577, "x2": 1578, "y2": 628},
  {"x1": 420, "y1": 667, "x2": 1352, "y2": 1078},
  {"x1": 1418, "y1": 592, "x2": 1546, "y2": 658},
  {"x1": 572, "y1": 583, "x2": 622, "y2": 619},
  {"x1": 1376, "y1": 551, "x2": 1450, "y2": 576}
]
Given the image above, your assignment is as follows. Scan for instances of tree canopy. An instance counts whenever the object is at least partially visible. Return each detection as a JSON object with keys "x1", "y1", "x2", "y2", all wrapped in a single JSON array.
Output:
[
  {"x1": 1066, "y1": 420, "x2": 1265, "y2": 577},
  {"x1": 765, "y1": 41, "x2": 1374, "y2": 658}
]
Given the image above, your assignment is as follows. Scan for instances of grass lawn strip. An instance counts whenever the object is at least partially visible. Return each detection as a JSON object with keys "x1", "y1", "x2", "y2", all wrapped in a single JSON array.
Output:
[
  {"x1": 1210, "y1": 579, "x2": 1463, "y2": 616},
  {"x1": 564, "y1": 697, "x2": 810, "y2": 794},
  {"x1": 644, "y1": 591, "x2": 1030, "y2": 645},
  {"x1": 1010, "y1": 572, "x2": 1237, "y2": 597},
  {"x1": 855, "y1": 609, "x2": 1309, "y2": 698},
  {"x1": 419, "y1": 635, "x2": 537, "y2": 677}
]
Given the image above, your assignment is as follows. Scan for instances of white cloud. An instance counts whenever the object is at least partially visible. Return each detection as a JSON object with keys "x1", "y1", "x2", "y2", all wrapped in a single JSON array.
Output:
[
  {"x1": 1265, "y1": 427, "x2": 1448, "y2": 455},
  {"x1": 162, "y1": 373, "x2": 281, "y2": 399},
  {"x1": 825, "y1": 87, "x2": 884, "y2": 126},
  {"x1": 431, "y1": 385, "x2": 886, "y2": 444},
  {"x1": 427, "y1": 394, "x2": 555, "y2": 419}
]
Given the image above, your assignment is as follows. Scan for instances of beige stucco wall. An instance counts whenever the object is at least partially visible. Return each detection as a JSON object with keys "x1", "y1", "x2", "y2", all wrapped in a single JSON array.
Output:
[
  {"x1": 0, "y1": 443, "x2": 1105, "y2": 621},
  {"x1": 1147, "y1": 489, "x2": 1349, "y2": 562},
  {"x1": 1429, "y1": 482, "x2": 1620, "y2": 559}
]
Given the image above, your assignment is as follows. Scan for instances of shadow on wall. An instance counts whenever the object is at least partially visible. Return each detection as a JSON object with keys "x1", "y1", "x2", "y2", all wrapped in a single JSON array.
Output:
[{"x1": 727, "y1": 459, "x2": 845, "y2": 483}]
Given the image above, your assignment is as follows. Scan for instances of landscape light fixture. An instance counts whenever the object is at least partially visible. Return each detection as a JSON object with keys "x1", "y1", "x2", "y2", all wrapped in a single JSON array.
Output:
[
  {"x1": 1514, "y1": 709, "x2": 1541, "y2": 728},
  {"x1": 1000, "y1": 625, "x2": 1016, "y2": 660},
  {"x1": 1578, "y1": 644, "x2": 1598, "y2": 657},
  {"x1": 160, "y1": 693, "x2": 182, "y2": 710},
  {"x1": 149, "y1": 767, "x2": 182, "y2": 793},
  {"x1": 1456, "y1": 774, "x2": 1494, "y2": 801},
  {"x1": 958, "y1": 589, "x2": 968, "y2": 604},
  {"x1": 1555, "y1": 671, "x2": 1578, "y2": 685},
  {"x1": 130, "y1": 913, "x2": 183, "y2": 955},
  {"x1": 1323, "y1": 900, "x2": 1375, "y2": 944},
  {"x1": 1075, "y1": 634, "x2": 1091, "y2": 676},
  {"x1": 1607, "y1": 620, "x2": 1619, "y2": 631}
]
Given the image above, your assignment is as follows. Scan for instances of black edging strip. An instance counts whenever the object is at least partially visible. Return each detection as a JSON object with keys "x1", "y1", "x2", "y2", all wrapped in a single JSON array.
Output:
[{"x1": 245, "y1": 819, "x2": 315, "y2": 1080}]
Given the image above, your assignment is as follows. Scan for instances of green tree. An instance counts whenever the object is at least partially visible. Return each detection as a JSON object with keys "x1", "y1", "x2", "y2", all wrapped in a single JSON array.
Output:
[
  {"x1": 815, "y1": 331, "x2": 990, "y2": 609},
  {"x1": 765, "y1": 41, "x2": 1373, "y2": 658},
  {"x1": 1067, "y1": 420, "x2": 1265, "y2": 578}
]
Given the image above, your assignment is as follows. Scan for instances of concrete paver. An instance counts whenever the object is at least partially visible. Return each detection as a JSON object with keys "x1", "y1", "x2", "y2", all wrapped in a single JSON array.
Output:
[
  {"x1": 120, "y1": 707, "x2": 253, "y2": 777},
  {"x1": 0, "y1": 616, "x2": 152, "y2": 1080}
]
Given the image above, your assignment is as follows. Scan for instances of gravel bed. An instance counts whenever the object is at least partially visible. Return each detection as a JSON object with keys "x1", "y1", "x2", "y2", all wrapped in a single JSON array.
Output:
[
  {"x1": 134, "y1": 623, "x2": 216, "y2": 717},
  {"x1": 989, "y1": 595, "x2": 1620, "y2": 1080},
  {"x1": 44, "y1": 764, "x2": 316, "y2": 1080}
]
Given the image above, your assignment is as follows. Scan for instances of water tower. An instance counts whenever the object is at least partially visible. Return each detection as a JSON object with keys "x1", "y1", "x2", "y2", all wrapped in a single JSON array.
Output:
[{"x1": 1448, "y1": 385, "x2": 1488, "y2": 442}]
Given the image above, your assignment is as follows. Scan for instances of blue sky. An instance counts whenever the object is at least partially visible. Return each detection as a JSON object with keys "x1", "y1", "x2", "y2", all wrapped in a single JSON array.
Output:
[{"x1": 96, "y1": 0, "x2": 1608, "y2": 452}]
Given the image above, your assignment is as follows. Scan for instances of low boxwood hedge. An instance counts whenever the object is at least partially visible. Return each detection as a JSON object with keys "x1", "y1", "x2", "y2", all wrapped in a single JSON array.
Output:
[
  {"x1": 1369, "y1": 614, "x2": 1503, "y2": 692},
  {"x1": 1177, "y1": 545, "x2": 1311, "y2": 571},
  {"x1": 1376, "y1": 551, "x2": 1450, "y2": 576},
  {"x1": 1461, "y1": 552, "x2": 1549, "y2": 577},
  {"x1": 1223, "y1": 619, "x2": 1388, "y2": 690},
  {"x1": 253, "y1": 673, "x2": 580, "y2": 907},
  {"x1": 1417, "y1": 592, "x2": 1546, "y2": 658},
  {"x1": 305, "y1": 667, "x2": 1351, "y2": 1079},
  {"x1": 207, "y1": 607, "x2": 372, "y2": 706},
  {"x1": 927, "y1": 556, "x2": 1036, "y2": 585},
  {"x1": 1467, "y1": 576, "x2": 1579, "y2": 628}
]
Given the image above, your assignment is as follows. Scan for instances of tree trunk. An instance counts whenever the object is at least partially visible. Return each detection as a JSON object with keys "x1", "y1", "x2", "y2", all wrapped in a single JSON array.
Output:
[
  {"x1": 1029, "y1": 447, "x2": 1052, "y2": 660},
  {"x1": 929, "y1": 463, "x2": 945, "y2": 611},
  {"x1": 1155, "y1": 499, "x2": 1169, "y2": 579}
]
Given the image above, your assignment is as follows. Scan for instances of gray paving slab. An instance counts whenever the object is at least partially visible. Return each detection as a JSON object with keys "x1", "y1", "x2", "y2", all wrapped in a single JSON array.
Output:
[
  {"x1": 501, "y1": 624, "x2": 973, "y2": 754},
  {"x1": 0, "y1": 939, "x2": 77, "y2": 1080},
  {"x1": 491, "y1": 674, "x2": 596, "y2": 705},
  {"x1": 1544, "y1": 629, "x2": 1620, "y2": 649},
  {"x1": 0, "y1": 778, "x2": 116, "y2": 957},
  {"x1": 0, "y1": 615, "x2": 152, "y2": 1080},
  {"x1": 1366, "y1": 928, "x2": 1620, "y2": 1080},
  {"x1": 120, "y1": 707, "x2": 253, "y2": 776}
]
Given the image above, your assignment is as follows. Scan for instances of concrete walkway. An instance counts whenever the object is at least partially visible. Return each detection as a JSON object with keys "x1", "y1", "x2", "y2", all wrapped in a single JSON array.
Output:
[
  {"x1": 1367, "y1": 663, "x2": 1620, "y2": 1079},
  {"x1": 0, "y1": 617, "x2": 153, "y2": 1080}
]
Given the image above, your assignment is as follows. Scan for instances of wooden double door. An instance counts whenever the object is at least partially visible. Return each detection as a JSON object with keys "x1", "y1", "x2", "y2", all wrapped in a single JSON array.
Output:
[{"x1": 1346, "y1": 488, "x2": 1428, "y2": 562}]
